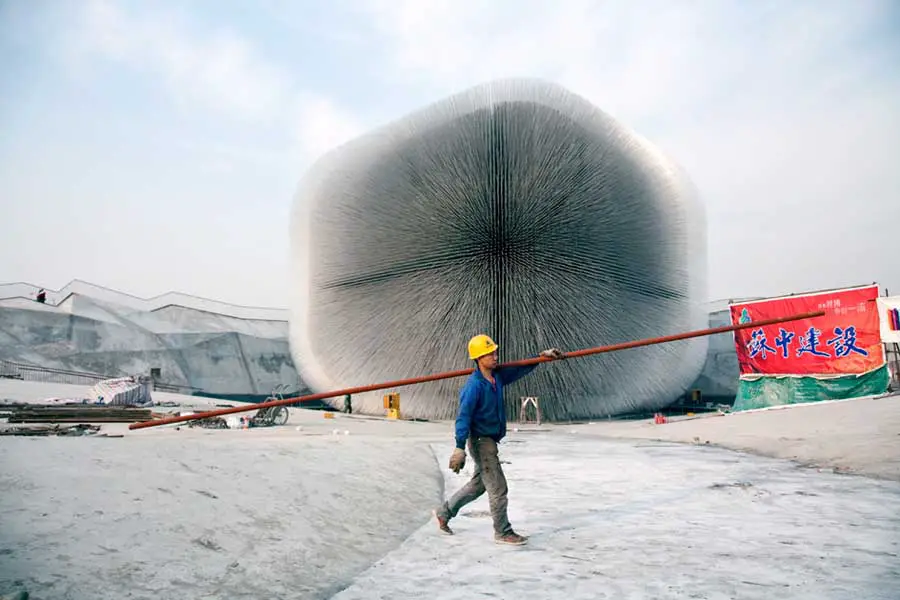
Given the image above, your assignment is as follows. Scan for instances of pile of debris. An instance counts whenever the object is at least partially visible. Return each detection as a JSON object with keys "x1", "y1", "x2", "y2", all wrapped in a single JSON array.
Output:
[
  {"x1": 0, "y1": 423, "x2": 105, "y2": 437},
  {"x1": 188, "y1": 416, "x2": 230, "y2": 429}
]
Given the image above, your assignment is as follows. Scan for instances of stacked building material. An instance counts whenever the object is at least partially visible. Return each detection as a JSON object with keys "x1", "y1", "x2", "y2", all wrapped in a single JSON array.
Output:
[{"x1": 7, "y1": 405, "x2": 153, "y2": 423}]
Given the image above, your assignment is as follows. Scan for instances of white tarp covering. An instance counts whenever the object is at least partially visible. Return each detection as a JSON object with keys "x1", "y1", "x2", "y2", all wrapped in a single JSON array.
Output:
[
  {"x1": 88, "y1": 376, "x2": 153, "y2": 406},
  {"x1": 876, "y1": 296, "x2": 900, "y2": 344}
]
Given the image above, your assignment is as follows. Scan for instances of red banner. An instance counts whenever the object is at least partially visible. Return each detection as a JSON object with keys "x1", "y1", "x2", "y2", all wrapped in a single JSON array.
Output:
[{"x1": 730, "y1": 285, "x2": 885, "y2": 376}]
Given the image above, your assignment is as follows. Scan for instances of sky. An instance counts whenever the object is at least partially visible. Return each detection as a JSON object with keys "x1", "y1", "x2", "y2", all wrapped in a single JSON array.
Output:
[{"x1": 1, "y1": 0, "x2": 899, "y2": 308}]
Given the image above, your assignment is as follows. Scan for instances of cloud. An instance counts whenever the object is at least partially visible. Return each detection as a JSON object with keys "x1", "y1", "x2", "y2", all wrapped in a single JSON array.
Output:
[
  {"x1": 76, "y1": 0, "x2": 286, "y2": 121},
  {"x1": 291, "y1": 92, "x2": 363, "y2": 162},
  {"x1": 353, "y1": 0, "x2": 895, "y2": 121},
  {"x1": 72, "y1": 0, "x2": 361, "y2": 163},
  {"x1": 20, "y1": 0, "x2": 898, "y2": 303}
]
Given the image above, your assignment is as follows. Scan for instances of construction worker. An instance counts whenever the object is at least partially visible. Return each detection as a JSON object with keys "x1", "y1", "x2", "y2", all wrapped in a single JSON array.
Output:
[{"x1": 433, "y1": 334, "x2": 564, "y2": 545}]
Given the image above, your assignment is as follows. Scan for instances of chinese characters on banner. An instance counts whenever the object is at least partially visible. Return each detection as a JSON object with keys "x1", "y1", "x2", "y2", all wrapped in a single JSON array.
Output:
[{"x1": 729, "y1": 285, "x2": 886, "y2": 376}]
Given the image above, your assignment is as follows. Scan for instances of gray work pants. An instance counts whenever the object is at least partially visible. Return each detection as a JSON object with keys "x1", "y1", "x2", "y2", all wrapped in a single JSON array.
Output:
[{"x1": 438, "y1": 436, "x2": 512, "y2": 536}]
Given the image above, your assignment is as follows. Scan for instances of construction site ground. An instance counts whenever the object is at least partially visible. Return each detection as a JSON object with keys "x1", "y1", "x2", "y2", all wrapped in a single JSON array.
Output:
[{"x1": 0, "y1": 380, "x2": 898, "y2": 599}]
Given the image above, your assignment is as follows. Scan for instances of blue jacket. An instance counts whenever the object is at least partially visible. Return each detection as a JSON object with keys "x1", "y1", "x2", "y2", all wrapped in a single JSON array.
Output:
[{"x1": 454, "y1": 361, "x2": 539, "y2": 449}]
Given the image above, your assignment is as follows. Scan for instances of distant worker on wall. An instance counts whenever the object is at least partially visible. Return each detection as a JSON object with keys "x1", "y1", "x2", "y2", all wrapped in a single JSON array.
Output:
[
  {"x1": 35, "y1": 288, "x2": 46, "y2": 304},
  {"x1": 343, "y1": 393, "x2": 352, "y2": 414},
  {"x1": 433, "y1": 334, "x2": 564, "y2": 546}
]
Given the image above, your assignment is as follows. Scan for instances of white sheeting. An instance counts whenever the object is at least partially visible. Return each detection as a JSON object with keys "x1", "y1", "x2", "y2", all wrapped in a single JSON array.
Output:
[{"x1": 88, "y1": 376, "x2": 153, "y2": 406}]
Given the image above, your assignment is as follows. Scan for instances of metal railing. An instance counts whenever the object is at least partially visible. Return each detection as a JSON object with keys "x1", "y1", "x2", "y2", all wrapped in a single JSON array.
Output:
[
  {"x1": 0, "y1": 279, "x2": 288, "y2": 321},
  {"x1": 886, "y1": 345, "x2": 900, "y2": 391},
  {"x1": 0, "y1": 359, "x2": 201, "y2": 394}
]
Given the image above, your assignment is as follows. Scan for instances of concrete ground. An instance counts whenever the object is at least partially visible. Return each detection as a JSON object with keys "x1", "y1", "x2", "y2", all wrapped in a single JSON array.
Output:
[
  {"x1": 1, "y1": 381, "x2": 898, "y2": 599},
  {"x1": 582, "y1": 393, "x2": 900, "y2": 482},
  {"x1": 337, "y1": 434, "x2": 900, "y2": 600},
  {"x1": 0, "y1": 391, "x2": 448, "y2": 600}
]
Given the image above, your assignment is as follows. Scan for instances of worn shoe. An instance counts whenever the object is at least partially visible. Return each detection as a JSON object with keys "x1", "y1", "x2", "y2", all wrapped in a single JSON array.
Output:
[
  {"x1": 433, "y1": 509, "x2": 453, "y2": 535},
  {"x1": 495, "y1": 531, "x2": 528, "y2": 546}
]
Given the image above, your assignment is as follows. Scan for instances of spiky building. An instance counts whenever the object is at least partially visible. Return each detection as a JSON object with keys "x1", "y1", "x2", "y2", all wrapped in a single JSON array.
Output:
[{"x1": 290, "y1": 79, "x2": 708, "y2": 421}]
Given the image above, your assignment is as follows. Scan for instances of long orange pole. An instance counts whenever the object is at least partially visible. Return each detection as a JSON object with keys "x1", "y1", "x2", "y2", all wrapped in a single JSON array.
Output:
[{"x1": 128, "y1": 310, "x2": 824, "y2": 430}]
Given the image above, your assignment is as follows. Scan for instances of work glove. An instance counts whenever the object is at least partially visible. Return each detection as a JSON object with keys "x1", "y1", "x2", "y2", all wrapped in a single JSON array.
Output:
[
  {"x1": 449, "y1": 447, "x2": 466, "y2": 473},
  {"x1": 540, "y1": 348, "x2": 565, "y2": 360}
]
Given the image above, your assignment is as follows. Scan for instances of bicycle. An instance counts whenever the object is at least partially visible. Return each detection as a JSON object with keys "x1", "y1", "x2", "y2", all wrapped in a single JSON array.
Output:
[{"x1": 249, "y1": 384, "x2": 291, "y2": 427}]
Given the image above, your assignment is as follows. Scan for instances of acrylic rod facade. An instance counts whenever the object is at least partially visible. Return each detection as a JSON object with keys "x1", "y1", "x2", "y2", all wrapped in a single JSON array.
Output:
[{"x1": 289, "y1": 78, "x2": 708, "y2": 421}]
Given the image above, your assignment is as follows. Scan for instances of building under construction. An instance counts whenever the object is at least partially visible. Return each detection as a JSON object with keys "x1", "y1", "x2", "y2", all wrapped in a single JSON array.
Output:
[{"x1": 290, "y1": 78, "x2": 709, "y2": 421}]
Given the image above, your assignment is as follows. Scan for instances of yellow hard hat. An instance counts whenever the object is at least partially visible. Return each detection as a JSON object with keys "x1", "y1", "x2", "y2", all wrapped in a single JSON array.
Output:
[{"x1": 468, "y1": 334, "x2": 498, "y2": 360}]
